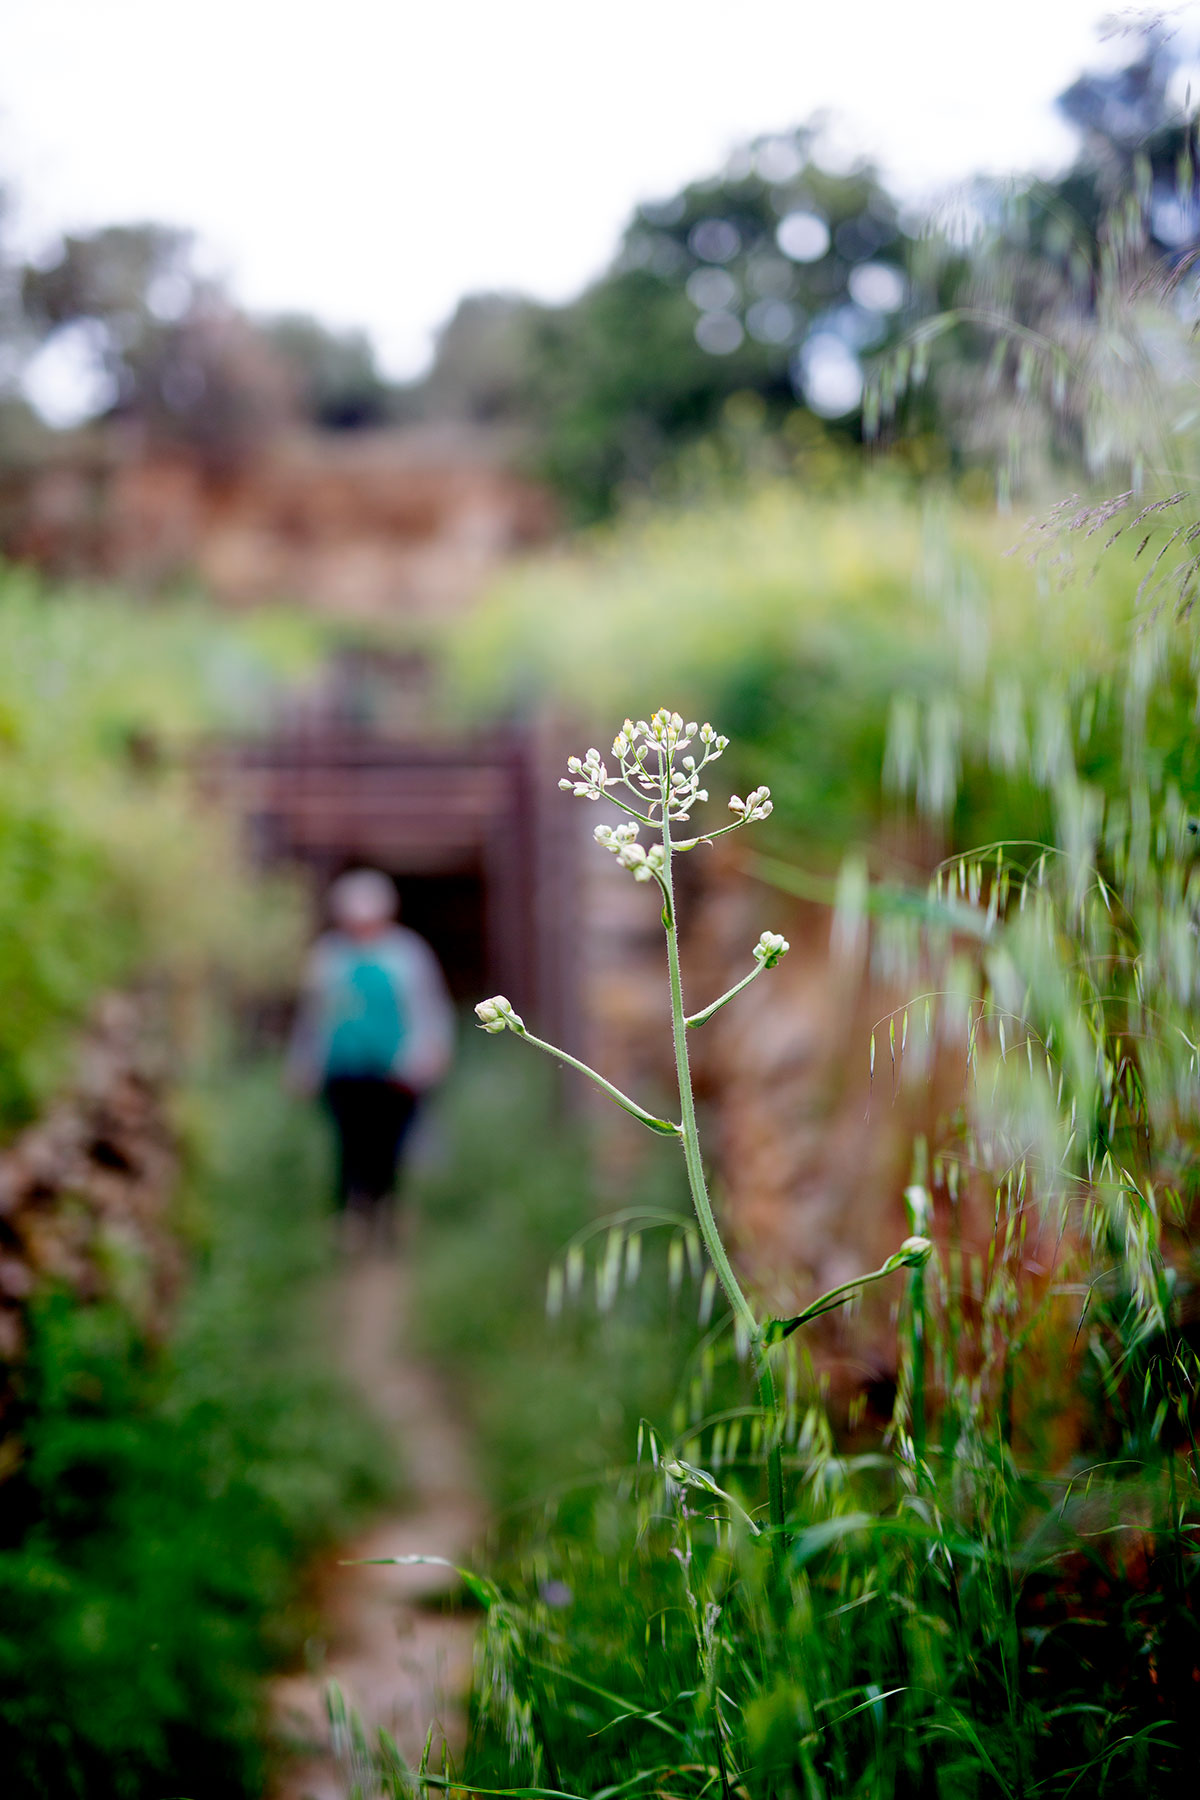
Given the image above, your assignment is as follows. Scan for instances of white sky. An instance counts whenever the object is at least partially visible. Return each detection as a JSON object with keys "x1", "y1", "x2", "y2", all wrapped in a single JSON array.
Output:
[{"x1": 0, "y1": 1, "x2": 1183, "y2": 378}]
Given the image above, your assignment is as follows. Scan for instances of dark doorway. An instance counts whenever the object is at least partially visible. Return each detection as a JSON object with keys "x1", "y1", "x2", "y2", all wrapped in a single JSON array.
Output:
[{"x1": 392, "y1": 869, "x2": 487, "y2": 1004}]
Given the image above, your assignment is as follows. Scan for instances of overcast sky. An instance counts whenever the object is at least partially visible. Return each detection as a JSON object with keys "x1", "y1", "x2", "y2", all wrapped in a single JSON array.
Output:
[{"x1": 0, "y1": 1, "x2": 1187, "y2": 378}]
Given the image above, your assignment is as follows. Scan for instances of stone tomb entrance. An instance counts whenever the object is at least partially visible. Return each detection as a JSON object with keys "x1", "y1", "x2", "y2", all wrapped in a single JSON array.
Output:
[{"x1": 206, "y1": 715, "x2": 580, "y2": 1041}]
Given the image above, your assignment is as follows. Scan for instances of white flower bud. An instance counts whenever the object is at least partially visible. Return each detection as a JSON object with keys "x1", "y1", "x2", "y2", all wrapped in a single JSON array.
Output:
[
  {"x1": 886, "y1": 1236, "x2": 933, "y2": 1271},
  {"x1": 474, "y1": 995, "x2": 525, "y2": 1035},
  {"x1": 753, "y1": 930, "x2": 790, "y2": 969}
]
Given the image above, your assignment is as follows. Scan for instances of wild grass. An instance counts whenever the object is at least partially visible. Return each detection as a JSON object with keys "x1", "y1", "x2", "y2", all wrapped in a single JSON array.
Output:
[
  {"x1": 392, "y1": 510, "x2": 1200, "y2": 1796},
  {"x1": 400, "y1": 1053, "x2": 1199, "y2": 1798},
  {"x1": 386, "y1": 700, "x2": 1200, "y2": 1798}
]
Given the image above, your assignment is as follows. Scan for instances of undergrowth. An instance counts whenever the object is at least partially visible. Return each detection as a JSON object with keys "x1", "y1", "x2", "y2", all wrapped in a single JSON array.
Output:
[
  {"x1": 405, "y1": 1053, "x2": 1200, "y2": 1799},
  {"x1": 0, "y1": 1061, "x2": 391, "y2": 1800},
  {"x1": 413, "y1": 1046, "x2": 702, "y2": 1539}
]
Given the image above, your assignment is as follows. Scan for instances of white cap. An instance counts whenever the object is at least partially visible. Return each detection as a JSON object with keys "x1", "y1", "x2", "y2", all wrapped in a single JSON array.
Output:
[{"x1": 328, "y1": 868, "x2": 396, "y2": 928}]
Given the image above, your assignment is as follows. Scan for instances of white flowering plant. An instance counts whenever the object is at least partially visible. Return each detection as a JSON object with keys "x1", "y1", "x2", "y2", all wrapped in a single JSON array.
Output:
[{"x1": 475, "y1": 708, "x2": 930, "y2": 1550}]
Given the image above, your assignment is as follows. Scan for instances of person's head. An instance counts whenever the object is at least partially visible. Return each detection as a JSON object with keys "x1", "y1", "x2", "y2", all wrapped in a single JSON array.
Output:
[{"x1": 328, "y1": 868, "x2": 397, "y2": 940}]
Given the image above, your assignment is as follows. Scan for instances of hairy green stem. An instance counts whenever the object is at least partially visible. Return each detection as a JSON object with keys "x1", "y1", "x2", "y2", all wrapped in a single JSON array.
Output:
[{"x1": 659, "y1": 806, "x2": 787, "y2": 1549}]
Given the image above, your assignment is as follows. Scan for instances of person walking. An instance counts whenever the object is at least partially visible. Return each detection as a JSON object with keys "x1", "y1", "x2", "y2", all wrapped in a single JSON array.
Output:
[{"x1": 287, "y1": 868, "x2": 453, "y2": 1239}]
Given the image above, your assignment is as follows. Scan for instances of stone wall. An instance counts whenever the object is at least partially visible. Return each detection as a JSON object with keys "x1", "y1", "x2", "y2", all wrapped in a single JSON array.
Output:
[
  {"x1": 2, "y1": 425, "x2": 553, "y2": 616},
  {"x1": 0, "y1": 994, "x2": 180, "y2": 1448}
]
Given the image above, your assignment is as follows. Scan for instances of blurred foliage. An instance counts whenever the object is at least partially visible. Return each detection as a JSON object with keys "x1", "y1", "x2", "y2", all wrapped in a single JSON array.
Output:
[
  {"x1": 0, "y1": 1062, "x2": 390, "y2": 1799},
  {"x1": 18, "y1": 224, "x2": 293, "y2": 465},
  {"x1": 452, "y1": 479, "x2": 1159, "y2": 859},
  {"x1": 403, "y1": 22, "x2": 1200, "y2": 521},
  {"x1": 0, "y1": 565, "x2": 317, "y2": 1131},
  {"x1": 413, "y1": 1043, "x2": 702, "y2": 1538},
  {"x1": 2, "y1": 21, "x2": 1199, "y2": 525},
  {"x1": 412, "y1": 293, "x2": 539, "y2": 428},
  {"x1": 5, "y1": 222, "x2": 400, "y2": 463},
  {"x1": 259, "y1": 312, "x2": 396, "y2": 431},
  {"x1": 871, "y1": 21, "x2": 1200, "y2": 496},
  {"x1": 510, "y1": 134, "x2": 908, "y2": 523}
]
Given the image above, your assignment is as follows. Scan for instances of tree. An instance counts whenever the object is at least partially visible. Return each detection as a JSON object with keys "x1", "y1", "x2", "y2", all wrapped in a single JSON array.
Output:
[
  {"x1": 259, "y1": 313, "x2": 395, "y2": 430},
  {"x1": 519, "y1": 128, "x2": 912, "y2": 520}
]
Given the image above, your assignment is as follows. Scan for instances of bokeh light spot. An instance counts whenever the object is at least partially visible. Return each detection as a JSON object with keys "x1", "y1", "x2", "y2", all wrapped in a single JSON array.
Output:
[
  {"x1": 686, "y1": 267, "x2": 738, "y2": 311},
  {"x1": 822, "y1": 303, "x2": 888, "y2": 350},
  {"x1": 848, "y1": 261, "x2": 907, "y2": 312},
  {"x1": 793, "y1": 331, "x2": 863, "y2": 416},
  {"x1": 753, "y1": 136, "x2": 804, "y2": 184},
  {"x1": 776, "y1": 211, "x2": 830, "y2": 263},
  {"x1": 21, "y1": 320, "x2": 118, "y2": 429},
  {"x1": 689, "y1": 218, "x2": 741, "y2": 263},
  {"x1": 746, "y1": 299, "x2": 796, "y2": 344},
  {"x1": 694, "y1": 311, "x2": 745, "y2": 356}
]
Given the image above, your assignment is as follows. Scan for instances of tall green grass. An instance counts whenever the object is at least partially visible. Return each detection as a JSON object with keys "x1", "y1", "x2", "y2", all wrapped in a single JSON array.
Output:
[
  {"x1": 399, "y1": 1031, "x2": 1198, "y2": 1797},
  {"x1": 393, "y1": 478, "x2": 1200, "y2": 1794}
]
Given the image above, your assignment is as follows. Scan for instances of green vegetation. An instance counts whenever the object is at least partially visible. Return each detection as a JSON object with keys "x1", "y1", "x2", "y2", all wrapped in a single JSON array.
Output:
[
  {"x1": 0, "y1": 1064, "x2": 390, "y2": 1799},
  {"x1": 0, "y1": 567, "x2": 313, "y2": 1131},
  {"x1": 389, "y1": 158, "x2": 1200, "y2": 1793},
  {"x1": 414, "y1": 1046, "x2": 698, "y2": 1536},
  {"x1": 7, "y1": 27, "x2": 1200, "y2": 1798},
  {"x1": 394, "y1": 616, "x2": 1200, "y2": 1794},
  {"x1": 0, "y1": 575, "x2": 384, "y2": 1796},
  {"x1": 455, "y1": 481, "x2": 1151, "y2": 857}
]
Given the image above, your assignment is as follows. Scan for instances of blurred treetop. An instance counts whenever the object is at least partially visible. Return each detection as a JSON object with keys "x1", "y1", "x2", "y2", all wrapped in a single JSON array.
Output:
[{"x1": 1, "y1": 19, "x2": 1198, "y2": 519}]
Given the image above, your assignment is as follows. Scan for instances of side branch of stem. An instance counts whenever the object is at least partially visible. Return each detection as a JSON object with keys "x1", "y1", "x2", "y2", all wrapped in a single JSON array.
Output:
[
  {"x1": 687, "y1": 963, "x2": 765, "y2": 1028},
  {"x1": 510, "y1": 1025, "x2": 680, "y2": 1137}
]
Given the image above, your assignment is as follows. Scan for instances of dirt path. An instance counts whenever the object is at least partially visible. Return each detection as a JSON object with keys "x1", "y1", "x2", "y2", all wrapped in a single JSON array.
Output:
[{"x1": 271, "y1": 1253, "x2": 485, "y2": 1799}]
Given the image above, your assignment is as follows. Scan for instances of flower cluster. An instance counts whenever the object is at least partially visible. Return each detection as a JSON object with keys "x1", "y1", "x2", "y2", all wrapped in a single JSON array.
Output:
[
  {"x1": 728, "y1": 785, "x2": 773, "y2": 824},
  {"x1": 594, "y1": 820, "x2": 665, "y2": 883},
  {"x1": 614, "y1": 710, "x2": 727, "y2": 758},
  {"x1": 752, "y1": 930, "x2": 790, "y2": 969},
  {"x1": 558, "y1": 746, "x2": 609, "y2": 801},
  {"x1": 558, "y1": 710, "x2": 770, "y2": 876},
  {"x1": 474, "y1": 995, "x2": 524, "y2": 1034},
  {"x1": 610, "y1": 714, "x2": 731, "y2": 818}
]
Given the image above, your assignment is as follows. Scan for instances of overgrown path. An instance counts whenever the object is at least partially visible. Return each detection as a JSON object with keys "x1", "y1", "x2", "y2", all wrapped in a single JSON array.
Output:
[{"x1": 271, "y1": 1252, "x2": 484, "y2": 1798}]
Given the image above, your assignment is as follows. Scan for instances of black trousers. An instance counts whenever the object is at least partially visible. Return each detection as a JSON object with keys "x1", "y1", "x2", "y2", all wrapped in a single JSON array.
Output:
[{"x1": 323, "y1": 1076, "x2": 419, "y2": 1209}]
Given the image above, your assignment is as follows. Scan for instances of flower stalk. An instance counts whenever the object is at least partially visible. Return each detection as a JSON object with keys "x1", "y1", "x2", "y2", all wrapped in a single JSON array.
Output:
[{"x1": 476, "y1": 708, "x2": 922, "y2": 1560}]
